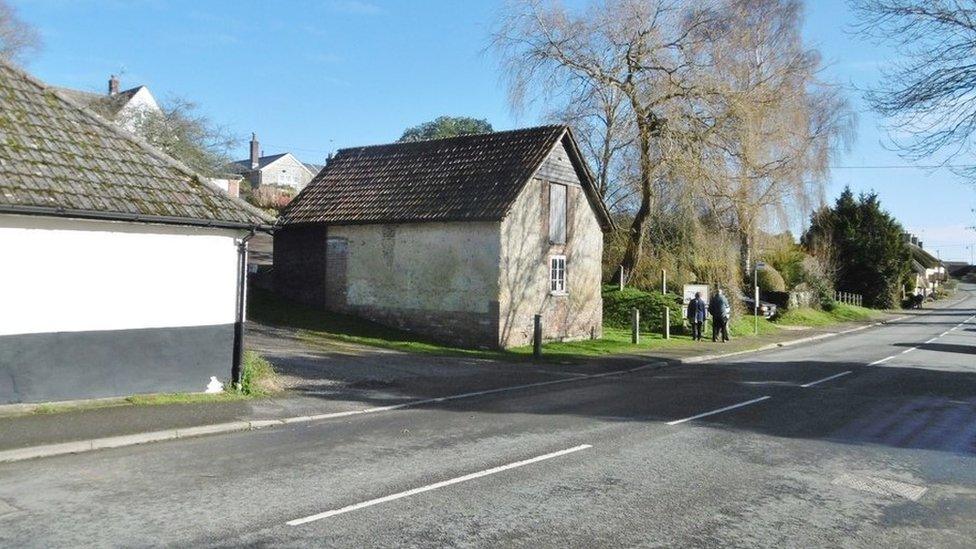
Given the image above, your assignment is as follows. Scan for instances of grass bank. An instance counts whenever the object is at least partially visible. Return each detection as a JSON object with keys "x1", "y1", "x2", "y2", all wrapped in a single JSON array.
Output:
[{"x1": 773, "y1": 302, "x2": 881, "y2": 327}]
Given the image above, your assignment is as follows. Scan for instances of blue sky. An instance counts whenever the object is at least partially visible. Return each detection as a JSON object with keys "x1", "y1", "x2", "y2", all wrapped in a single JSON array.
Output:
[{"x1": 12, "y1": 0, "x2": 976, "y2": 261}]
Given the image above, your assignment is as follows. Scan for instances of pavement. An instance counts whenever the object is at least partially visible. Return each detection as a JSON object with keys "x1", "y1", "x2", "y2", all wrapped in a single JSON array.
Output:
[{"x1": 1, "y1": 287, "x2": 974, "y2": 546}]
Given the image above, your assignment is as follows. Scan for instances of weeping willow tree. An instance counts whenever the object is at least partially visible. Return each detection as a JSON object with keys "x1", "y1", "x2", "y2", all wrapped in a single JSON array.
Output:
[{"x1": 694, "y1": 0, "x2": 854, "y2": 278}]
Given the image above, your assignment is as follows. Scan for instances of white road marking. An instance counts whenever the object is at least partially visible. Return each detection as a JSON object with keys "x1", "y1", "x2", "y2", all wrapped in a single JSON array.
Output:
[
  {"x1": 869, "y1": 355, "x2": 896, "y2": 366},
  {"x1": 901, "y1": 347, "x2": 916, "y2": 354},
  {"x1": 666, "y1": 396, "x2": 771, "y2": 426},
  {"x1": 800, "y1": 370, "x2": 853, "y2": 388},
  {"x1": 925, "y1": 337, "x2": 939, "y2": 344},
  {"x1": 286, "y1": 444, "x2": 593, "y2": 526}
]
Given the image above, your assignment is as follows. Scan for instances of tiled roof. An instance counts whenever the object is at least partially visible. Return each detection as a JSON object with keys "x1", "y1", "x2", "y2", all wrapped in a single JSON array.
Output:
[
  {"x1": 282, "y1": 125, "x2": 601, "y2": 226},
  {"x1": 0, "y1": 60, "x2": 272, "y2": 227},
  {"x1": 229, "y1": 153, "x2": 289, "y2": 173}
]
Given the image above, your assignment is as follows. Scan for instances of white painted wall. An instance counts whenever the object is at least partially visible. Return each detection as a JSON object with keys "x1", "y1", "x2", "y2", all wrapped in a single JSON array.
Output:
[
  {"x1": 0, "y1": 215, "x2": 242, "y2": 337},
  {"x1": 116, "y1": 87, "x2": 162, "y2": 134}
]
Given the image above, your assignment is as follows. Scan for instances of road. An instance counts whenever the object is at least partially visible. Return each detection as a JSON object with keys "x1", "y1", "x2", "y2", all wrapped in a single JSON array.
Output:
[{"x1": 1, "y1": 287, "x2": 974, "y2": 547}]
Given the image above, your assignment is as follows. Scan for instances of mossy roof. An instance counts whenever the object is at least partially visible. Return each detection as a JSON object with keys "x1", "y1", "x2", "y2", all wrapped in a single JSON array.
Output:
[{"x1": 0, "y1": 60, "x2": 271, "y2": 227}]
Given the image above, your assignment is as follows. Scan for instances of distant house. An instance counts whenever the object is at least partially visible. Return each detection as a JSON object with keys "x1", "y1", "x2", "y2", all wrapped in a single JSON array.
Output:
[
  {"x1": 56, "y1": 75, "x2": 245, "y2": 198},
  {"x1": 229, "y1": 134, "x2": 323, "y2": 192},
  {"x1": 55, "y1": 74, "x2": 162, "y2": 134},
  {"x1": 274, "y1": 125, "x2": 614, "y2": 349},
  {"x1": 905, "y1": 234, "x2": 945, "y2": 296},
  {"x1": 0, "y1": 60, "x2": 272, "y2": 405}
]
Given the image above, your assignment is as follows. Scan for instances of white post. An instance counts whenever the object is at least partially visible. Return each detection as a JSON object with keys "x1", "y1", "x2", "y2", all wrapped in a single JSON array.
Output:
[
  {"x1": 754, "y1": 261, "x2": 759, "y2": 335},
  {"x1": 631, "y1": 308, "x2": 640, "y2": 344},
  {"x1": 664, "y1": 307, "x2": 670, "y2": 340}
]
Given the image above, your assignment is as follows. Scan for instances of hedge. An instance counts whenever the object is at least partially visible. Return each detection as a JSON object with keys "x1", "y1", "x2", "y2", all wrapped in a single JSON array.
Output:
[{"x1": 603, "y1": 285, "x2": 684, "y2": 333}]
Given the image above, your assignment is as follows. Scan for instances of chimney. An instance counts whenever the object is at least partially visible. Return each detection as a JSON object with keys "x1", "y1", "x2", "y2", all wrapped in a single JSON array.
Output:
[
  {"x1": 250, "y1": 133, "x2": 260, "y2": 170},
  {"x1": 108, "y1": 75, "x2": 120, "y2": 96}
]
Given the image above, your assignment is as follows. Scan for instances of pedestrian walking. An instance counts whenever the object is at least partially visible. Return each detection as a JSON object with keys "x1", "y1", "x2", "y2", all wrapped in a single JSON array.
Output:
[
  {"x1": 709, "y1": 289, "x2": 731, "y2": 342},
  {"x1": 687, "y1": 291, "x2": 706, "y2": 341}
]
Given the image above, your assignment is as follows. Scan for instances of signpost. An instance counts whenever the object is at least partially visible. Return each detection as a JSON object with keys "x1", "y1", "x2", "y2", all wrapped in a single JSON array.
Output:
[{"x1": 754, "y1": 261, "x2": 766, "y2": 335}]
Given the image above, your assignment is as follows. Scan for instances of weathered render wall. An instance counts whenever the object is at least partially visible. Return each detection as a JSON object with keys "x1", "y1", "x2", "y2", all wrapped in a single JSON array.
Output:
[
  {"x1": 326, "y1": 222, "x2": 502, "y2": 347},
  {"x1": 0, "y1": 215, "x2": 241, "y2": 404},
  {"x1": 498, "y1": 141, "x2": 604, "y2": 347}
]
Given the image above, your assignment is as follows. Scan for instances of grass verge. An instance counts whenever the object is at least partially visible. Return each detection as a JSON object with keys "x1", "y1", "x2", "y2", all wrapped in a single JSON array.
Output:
[
  {"x1": 773, "y1": 303, "x2": 881, "y2": 327},
  {"x1": 250, "y1": 289, "x2": 786, "y2": 363},
  {"x1": 15, "y1": 351, "x2": 278, "y2": 417}
]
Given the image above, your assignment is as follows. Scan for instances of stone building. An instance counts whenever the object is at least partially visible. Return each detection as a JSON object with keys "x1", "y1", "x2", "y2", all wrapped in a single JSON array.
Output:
[{"x1": 274, "y1": 125, "x2": 613, "y2": 348}]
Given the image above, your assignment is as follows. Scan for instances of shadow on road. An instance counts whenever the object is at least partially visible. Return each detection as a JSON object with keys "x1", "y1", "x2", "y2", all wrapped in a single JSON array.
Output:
[{"x1": 244, "y1": 298, "x2": 976, "y2": 458}]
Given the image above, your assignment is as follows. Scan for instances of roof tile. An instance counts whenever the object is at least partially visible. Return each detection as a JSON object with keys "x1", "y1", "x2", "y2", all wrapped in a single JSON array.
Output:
[
  {"x1": 282, "y1": 126, "x2": 568, "y2": 225},
  {"x1": 0, "y1": 60, "x2": 271, "y2": 226}
]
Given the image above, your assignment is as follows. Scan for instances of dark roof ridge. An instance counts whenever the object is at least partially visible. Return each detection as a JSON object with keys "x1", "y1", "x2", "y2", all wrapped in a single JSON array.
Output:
[{"x1": 337, "y1": 124, "x2": 568, "y2": 154}]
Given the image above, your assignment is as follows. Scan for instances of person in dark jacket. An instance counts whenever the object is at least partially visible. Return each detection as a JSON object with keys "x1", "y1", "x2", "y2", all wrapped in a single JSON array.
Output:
[
  {"x1": 687, "y1": 292, "x2": 707, "y2": 341},
  {"x1": 708, "y1": 289, "x2": 731, "y2": 342}
]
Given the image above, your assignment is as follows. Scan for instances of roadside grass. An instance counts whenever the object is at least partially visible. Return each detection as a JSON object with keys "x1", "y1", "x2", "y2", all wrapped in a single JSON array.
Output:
[
  {"x1": 250, "y1": 289, "x2": 786, "y2": 362},
  {"x1": 774, "y1": 303, "x2": 880, "y2": 327},
  {"x1": 506, "y1": 327, "x2": 697, "y2": 361},
  {"x1": 15, "y1": 351, "x2": 278, "y2": 417},
  {"x1": 729, "y1": 316, "x2": 781, "y2": 337}
]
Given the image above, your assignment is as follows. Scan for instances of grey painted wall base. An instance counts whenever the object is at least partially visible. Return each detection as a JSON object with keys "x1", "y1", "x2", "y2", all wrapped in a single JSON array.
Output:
[{"x1": 0, "y1": 324, "x2": 234, "y2": 404}]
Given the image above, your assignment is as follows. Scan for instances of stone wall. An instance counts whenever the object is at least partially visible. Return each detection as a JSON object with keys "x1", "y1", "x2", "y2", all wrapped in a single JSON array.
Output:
[{"x1": 327, "y1": 221, "x2": 502, "y2": 347}]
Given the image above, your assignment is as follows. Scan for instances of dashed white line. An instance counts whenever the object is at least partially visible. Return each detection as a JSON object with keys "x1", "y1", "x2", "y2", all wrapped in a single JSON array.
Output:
[
  {"x1": 800, "y1": 370, "x2": 853, "y2": 388},
  {"x1": 869, "y1": 355, "x2": 896, "y2": 366},
  {"x1": 901, "y1": 347, "x2": 917, "y2": 354},
  {"x1": 286, "y1": 444, "x2": 593, "y2": 525},
  {"x1": 666, "y1": 396, "x2": 771, "y2": 426}
]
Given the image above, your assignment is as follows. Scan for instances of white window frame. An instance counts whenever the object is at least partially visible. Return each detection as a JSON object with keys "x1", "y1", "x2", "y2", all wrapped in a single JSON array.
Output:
[{"x1": 550, "y1": 255, "x2": 567, "y2": 295}]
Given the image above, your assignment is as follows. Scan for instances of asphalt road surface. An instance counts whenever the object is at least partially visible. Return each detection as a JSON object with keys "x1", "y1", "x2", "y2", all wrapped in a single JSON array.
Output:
[{"x1": 1, "y1": 286, "x2": 974, "y2": 547}]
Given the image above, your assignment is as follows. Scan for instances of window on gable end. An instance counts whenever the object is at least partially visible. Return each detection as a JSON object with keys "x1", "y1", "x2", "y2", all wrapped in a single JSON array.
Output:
[{"x1": 549, "y1": 183, "x2": 567, "y2": 244}]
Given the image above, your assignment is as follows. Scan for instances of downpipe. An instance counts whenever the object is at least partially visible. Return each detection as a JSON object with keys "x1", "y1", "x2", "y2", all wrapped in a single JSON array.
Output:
[{"x1": 232, "y1": 229, "x2": 257, "y2": 391}]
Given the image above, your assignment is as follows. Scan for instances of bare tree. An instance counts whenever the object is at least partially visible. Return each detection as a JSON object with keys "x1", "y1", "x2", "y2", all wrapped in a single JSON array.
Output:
[
  {"x1": 492, "y1": 0, "x2": 720, "y2": 280},
  {"x1": 126, "y1": 97, "x2": 239, "y2": 178},
  {"x1": 0, "y1": 0, "x2": 41, "y2": 64},
  {"x1": 851, "y1": 0, "x2": 976, "y2": 172},
  {"x1": 697, "y1": 0, "x2": 854, "y2": 274},
  {"x1": 549, "y1": 84, "x2": 635, "y2": 211}
]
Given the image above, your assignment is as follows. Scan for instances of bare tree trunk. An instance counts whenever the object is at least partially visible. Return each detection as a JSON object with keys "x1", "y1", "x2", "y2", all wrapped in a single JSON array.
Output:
[{"x1": 621, "y1": 125, "x2": 655, "y2": 280}]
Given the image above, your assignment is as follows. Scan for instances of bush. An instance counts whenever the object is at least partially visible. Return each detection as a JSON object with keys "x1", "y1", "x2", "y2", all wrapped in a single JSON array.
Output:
[
  {"x1": 756, "y1": 265, "x2": 786, "y2": 292},
  {"x1": 239, "y1": 351, "x2": 279, "y2": 396},
  {"x1": 603, "y1": 285, "x2": 684, "y2": 333},
  {"x1": 798, "y1": 256, "x2": 834, "y2": 310}
]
